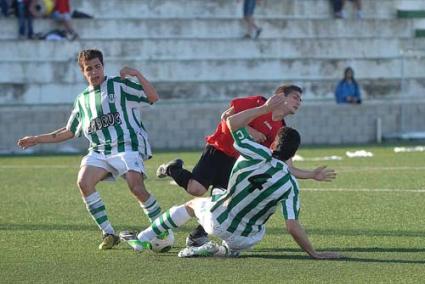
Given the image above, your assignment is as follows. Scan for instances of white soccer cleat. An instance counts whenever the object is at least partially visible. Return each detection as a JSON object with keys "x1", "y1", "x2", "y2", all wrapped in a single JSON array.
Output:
[{"x1": 178, "y1": 241, "x2": 219, "y2": 258}]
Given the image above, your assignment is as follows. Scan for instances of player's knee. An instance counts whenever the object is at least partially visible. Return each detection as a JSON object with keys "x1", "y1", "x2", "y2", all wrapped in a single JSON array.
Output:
[
  {"x1": 76, "y1": 178, "x2": 88, "y2": 191},
  {"x1": 187, "y1": 183, "x2": 207, "y2": 197},
  {"x1": 184, "y1": 201, "x2": 196, "y2": 217}
]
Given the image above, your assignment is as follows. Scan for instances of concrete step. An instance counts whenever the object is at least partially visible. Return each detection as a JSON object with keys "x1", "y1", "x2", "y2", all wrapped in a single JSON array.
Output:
[
  {"x1": 70, "y1": 0, "x2": 406, "y2": 19},
  {"x1": 3, "y1": 38, "x2": 424, "y2": 62},
  {"x1": 1, "y1": 57, "x2": 423, "y2": 84},
  {"x1": 1, "y1": 78, "x2": 423, "y2": 105},
  {"x1": 0, "y1": 18, "x2": 415, "y2": 40}
]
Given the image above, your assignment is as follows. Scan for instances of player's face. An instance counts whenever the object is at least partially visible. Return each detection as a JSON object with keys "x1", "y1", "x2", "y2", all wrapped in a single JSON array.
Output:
[
  {"x1": 81, "y1": 58, "x2": 105, "y2": 87},
  {"x1": 284, "y1": 91, "x2": 302, "y2": 114},
  {"x1": 273, "y1": 91, "x2": 302, "y2": 118}
]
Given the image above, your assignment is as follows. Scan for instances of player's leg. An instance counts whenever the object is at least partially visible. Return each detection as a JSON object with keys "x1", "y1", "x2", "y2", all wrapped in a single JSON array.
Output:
[
  {"x1": 156, "y1": 145, "x2": 215, "y2": 197},
  {"x1": 125, "y1": 170, "x2": 162, "y2": 223},
  {"x1": 126, "y1": 201, "x2": 198, "y2": 251},
  {"x1": 186, "y1": 147, "x2": 237, "y2": 247},
  {"x1": 77, "y1": 164, "x2": 119, "y2": 249},
  {"x1": 112, "y1": 151, "x2": 163, "y2": 224},
  {"x1": 156, "y1": 158, "x2": 207, "y2": 196}
]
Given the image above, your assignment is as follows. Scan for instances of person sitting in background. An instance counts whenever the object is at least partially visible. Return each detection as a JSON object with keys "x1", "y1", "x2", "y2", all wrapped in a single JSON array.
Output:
[
  {"x1": 332, "y1": 0, "x2": 363, "y2": 19},
  {"x1": 335, "y1": 67, "x2": 362, "y2": 104},
  {"x1": 51, "y1": 0, "x2": 78, "y2": 40}
]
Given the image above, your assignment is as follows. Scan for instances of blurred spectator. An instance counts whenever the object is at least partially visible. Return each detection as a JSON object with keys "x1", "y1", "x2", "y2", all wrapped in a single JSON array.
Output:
[
  {"x1": 1, "y1": 0, "x2": 10, "y2": 16},
  {"x1": 332, "y1": 0, "x2": 363, "y2": 19},
  {"x1": 14, "y1": 0, "x2": 34, "y2": 39},
  {"x1": 51, "y1": 0, "x2": 78, "y2": 40},
  {"x1": 238, "y1": 0, "x2": 263, "y2": 39},
  {"x1": 335, "y1": 67, "x2": 362, "y2": 104}
]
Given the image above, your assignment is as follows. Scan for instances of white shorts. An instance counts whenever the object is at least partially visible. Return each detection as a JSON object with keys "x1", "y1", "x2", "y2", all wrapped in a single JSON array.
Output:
[
  {"x1": 192, "y1": 198, "x2": 265, "y2": 253},
  {"x1": 81, "y1": 151, "x2": 146, "y2": 181}
]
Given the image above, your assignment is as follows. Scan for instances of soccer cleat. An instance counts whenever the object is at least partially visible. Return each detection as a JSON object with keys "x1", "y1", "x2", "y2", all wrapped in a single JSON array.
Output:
[
  {"x1": 119, "y1": 230, "x2": 138, "y2": 241},
  {"x1": 185, "y1": 234, "x2": 209, "y2": 247},
  {"x1": 178, "y1": 241, "x2": 219, "y2": 258},
  {"x1": 126, "y1": 239, "x2": 152, "y2": 252},
  {"x1": 99, "y1": 234, "x2": 120, "y2": 250},
  {"x1": 156, "y1": 158, "x2": 183, "y2": 178}
]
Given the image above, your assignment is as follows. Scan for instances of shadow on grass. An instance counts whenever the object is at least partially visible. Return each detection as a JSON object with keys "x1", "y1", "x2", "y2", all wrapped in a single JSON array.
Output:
[
  {"x1": 244, "y1": 253, "x2": 425, "y2": 264},
  {"x1": 266, "y1": 227, "x2": 425, "y2": 238},
  {"x1": 3, "y1": 224, "x2": 423, "y2": 238},
  {"x1": 256, "y1": 247, "x2": 425, "y2": 253}
]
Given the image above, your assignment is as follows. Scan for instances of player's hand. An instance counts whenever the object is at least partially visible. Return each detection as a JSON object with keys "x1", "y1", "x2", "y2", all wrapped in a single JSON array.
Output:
[
  {"x1": 264, "y1": 94, "x2": 285, "y2": 113},
  {"x1": 247, "y1": 127, "x2": 267, "y2": 143},
  {"x1": 17, "y1": 136, "x2": 38, "y2": 149},
  {"x1": 312, "y1": 166, "x2": 336, "y2": 182},
  {"x1": 120, "y1": 66, "x2": 140, "y2": 79},
  {"x1": 312, "y1": 251, "x2": 343, "y2": 259}
]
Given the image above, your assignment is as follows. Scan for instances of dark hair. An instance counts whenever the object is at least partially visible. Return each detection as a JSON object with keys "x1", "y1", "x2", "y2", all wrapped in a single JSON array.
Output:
[
  {"x1": 343, "y1": 67, "x2": 357, "y2": 84},
  {"x1": 77, "y1": 49, "x2": 104, "y2": 69},
  {"x1": 274, "y1": 84, "x2": 303, "y2": 97},
  {"x1": 272, "y1": 127, "x2": 301, "y2": 161}
]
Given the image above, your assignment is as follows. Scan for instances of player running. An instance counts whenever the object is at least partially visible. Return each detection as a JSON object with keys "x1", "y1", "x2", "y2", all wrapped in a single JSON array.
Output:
[{"x1": 17, "y1": 49, "x2": 169, "y2": 250}]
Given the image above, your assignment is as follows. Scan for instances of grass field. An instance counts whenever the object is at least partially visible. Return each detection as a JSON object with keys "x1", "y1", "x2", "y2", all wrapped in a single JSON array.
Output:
[{"x1": 1, "y1": 145, "x2": 424, "y2": 283}]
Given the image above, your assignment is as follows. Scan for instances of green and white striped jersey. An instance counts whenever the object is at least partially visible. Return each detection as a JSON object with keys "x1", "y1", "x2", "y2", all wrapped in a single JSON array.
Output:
[
  {"x1": 210, "y1": 127, "x2": 300, "y2": 237},
  {"x1": 66, "y1": 76, "x2": 152, "y2": 158}
]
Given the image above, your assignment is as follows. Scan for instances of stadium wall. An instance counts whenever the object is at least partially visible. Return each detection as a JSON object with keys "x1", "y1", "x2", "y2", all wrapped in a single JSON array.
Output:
[{"x1": 2, "y1": 99, "x2": 425, "y2": 155}]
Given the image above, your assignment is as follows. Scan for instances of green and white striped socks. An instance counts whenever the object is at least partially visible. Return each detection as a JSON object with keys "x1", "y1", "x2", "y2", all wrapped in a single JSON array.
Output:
[
  {"x1": 83, "y1": 191, "x2": 115, "y2": 235},
  {"x1": 140, "y1": 195, "x2": 162, "y2": 223},
  {"x1": 138, "y1": 205, "x2": 191, "y2": 241}
]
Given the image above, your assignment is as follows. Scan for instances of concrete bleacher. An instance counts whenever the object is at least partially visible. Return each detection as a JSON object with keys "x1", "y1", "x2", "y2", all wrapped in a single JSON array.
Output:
[
  {"x1": 1, "y1": 0, "x2": 425, "y2": 152},
  {"x1": 1, "y1": 0, "x2": 425, "y2": 104}
]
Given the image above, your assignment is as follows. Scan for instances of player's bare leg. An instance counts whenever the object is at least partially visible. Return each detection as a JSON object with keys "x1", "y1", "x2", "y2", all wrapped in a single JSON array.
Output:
[{"x1": 77, "y1": 166, "x2": 119, "y2": 249}]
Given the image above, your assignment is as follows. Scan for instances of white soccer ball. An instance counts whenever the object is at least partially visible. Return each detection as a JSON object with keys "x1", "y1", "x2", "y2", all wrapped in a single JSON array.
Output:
[{"x1": 150, "y1": 230, "x2": 174, "y2": 253}]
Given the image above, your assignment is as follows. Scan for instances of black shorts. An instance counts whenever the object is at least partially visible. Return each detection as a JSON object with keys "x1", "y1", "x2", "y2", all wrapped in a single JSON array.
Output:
[{"x1": 191, "y1": 144, "x2": 237, "y2": 190}]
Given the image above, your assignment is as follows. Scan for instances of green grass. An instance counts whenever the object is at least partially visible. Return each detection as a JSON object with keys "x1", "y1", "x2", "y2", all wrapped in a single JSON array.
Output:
[{"x1": 1, "y1": 145, "x2": 425, "y2": 283}]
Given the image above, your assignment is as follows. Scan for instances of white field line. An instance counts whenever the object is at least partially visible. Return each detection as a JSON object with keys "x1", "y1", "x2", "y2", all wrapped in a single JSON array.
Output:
[
  {"x1": 303, "y1": 188, "x2": 425, "y2": 193},
  {"x1": 337, "y1": 166, "x2": 425, "y2": 172},
  {"x1": 2, "y1": 165, "x2": 425, "y2": 171},
  {"x1": 0, "y1": 165, "x2": 79, "y2": 169}
]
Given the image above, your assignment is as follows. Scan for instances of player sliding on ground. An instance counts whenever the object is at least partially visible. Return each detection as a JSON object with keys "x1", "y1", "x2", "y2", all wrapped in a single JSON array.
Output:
[
  {"x1": 17, "y1": 49, "x2": 170, "y2": 250},
  {"x1": 125, "y1": 94, "x2": 343, "y2": 259}
]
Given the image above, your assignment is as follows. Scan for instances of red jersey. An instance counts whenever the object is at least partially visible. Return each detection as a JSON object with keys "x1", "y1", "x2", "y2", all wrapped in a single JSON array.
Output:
[
  {"x1": 206, "y1": 96, "x2": 285, "y2": 158},
  {"x1": 55, "y1": 0, "x2": 70, "y2": 13}
]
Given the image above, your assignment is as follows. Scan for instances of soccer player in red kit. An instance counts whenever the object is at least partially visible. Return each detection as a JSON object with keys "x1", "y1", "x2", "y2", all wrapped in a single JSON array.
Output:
[{"x1": 157, "y1": 84, "x2": 335, "y2": 247}]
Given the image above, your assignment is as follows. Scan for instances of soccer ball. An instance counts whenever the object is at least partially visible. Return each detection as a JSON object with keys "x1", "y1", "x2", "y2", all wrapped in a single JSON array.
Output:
[{"x1": 150, "y1": 230, "x2": 174, "y2": 253}]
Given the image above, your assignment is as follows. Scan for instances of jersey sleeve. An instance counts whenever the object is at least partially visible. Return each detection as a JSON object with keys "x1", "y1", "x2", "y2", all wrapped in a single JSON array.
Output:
[
  {"x1": 66, "y1": 99, "x2": 82, "y2": 137},
  {"x1": 280, "y1": 176, "x2": 300, "y2": 220},
  {"x1": 231, "y1": 127, "x2": 272, "y2": 162},
  {"x1": 230, "y1": 96, "x2": 266, "y2": 114},
  {"x1": 121, "y1": 78, "x2": 150, "y2": 105}
]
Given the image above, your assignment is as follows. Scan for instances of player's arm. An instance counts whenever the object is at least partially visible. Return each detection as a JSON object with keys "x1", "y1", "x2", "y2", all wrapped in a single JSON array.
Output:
[
  {"x1": 286, "y1": 159, "x2": 336, "y2": 182},
  {"x1": 17, "y1": 127, "x2": 74, "y2": 149},
  {"x1": 221, "y1": 106, "x2": 235, "y2": 120},
  {"x1": 120, "y1": 66, "x2": 159, "y2": 104},
  {"x1": 226, "y1": 94, "x2": 284, "y2": 132},
  {"x1": 285, "y1": 220, "x2": 342, "y2": 259}
]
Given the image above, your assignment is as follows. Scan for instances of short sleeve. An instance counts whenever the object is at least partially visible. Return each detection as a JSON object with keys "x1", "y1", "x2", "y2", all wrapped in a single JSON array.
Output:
[
  {"x1": 66, "y1": 99, "x2": 82, "y2": 137},
  {"x1": 230, "y1": 96, "x2": 266, "y2": 114},
  {"x1": 280, "y1": 176, "x2": 300, "y2": 220},
  {"x1": 121, "y1": 78, "x2": 150, "y2": 105},
  {"x1": 231, "y1": 128, "x2": 272, "y2": 162}
]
